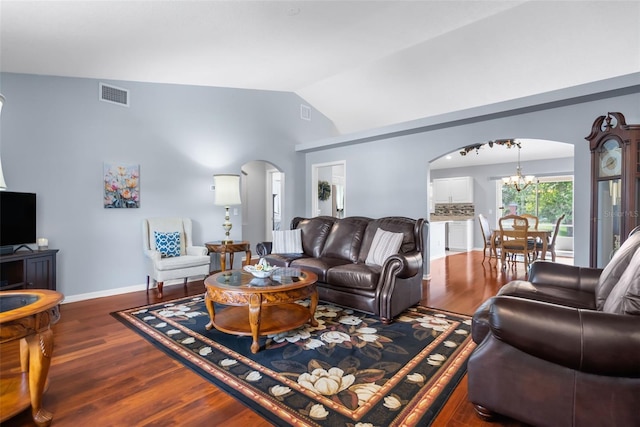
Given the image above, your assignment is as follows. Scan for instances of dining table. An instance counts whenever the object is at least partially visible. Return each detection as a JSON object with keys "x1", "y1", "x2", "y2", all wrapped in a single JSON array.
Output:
[{"x1": 490, "y1": 228, "x2": 551, "y2": 261}]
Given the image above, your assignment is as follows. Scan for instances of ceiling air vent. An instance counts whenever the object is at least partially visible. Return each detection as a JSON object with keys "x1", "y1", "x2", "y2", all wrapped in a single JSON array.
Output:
[{"x1": 99, "y1": 83, "x2": 129, "y2": 107}]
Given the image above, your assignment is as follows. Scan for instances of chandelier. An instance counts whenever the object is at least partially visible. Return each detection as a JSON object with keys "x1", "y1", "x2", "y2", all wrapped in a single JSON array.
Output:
[
  {"x1": 502, "y1": 144, "x2": 535, "y2": 191},
  {"x1": 459, "y1": 138, "x2": 521, "y2": 156}
]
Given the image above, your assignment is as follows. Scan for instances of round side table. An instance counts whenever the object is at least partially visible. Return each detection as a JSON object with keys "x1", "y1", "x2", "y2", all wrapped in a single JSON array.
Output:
[
  {"x1": 0, "y1": 289, "x2": 64, "y2": 427},
  {"x1": 205, "y1": 241, "x2": 252, "y2": 272}
]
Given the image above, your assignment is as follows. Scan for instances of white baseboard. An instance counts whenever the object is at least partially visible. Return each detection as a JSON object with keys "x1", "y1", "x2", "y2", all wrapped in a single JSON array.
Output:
[{"x1": 61, "y1": 278, "x2": 203, "y2": 304}]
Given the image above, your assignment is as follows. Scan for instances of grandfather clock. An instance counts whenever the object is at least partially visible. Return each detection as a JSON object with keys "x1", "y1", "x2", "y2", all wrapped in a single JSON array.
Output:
[{"x1": 586, "y1": 112, "x2": 640, "y2": 267}]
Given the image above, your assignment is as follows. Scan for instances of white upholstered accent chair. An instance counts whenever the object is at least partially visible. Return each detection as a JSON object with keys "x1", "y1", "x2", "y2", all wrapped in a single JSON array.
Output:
[{"x1": 142, "y1": 217, "x2": 210, "y2": 298}]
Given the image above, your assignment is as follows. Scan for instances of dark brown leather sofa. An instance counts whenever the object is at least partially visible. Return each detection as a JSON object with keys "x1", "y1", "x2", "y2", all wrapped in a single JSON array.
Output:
[
  {"x1": 468, "y1": 231, "x2": 640, "y2": 427},
  {"x1": 256, "y1": 216, "x2": 426, "y2": 323}
]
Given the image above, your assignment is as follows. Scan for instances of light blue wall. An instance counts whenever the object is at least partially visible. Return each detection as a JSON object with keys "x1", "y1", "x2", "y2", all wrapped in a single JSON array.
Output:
[
  {"x1": 302, "y1": 91, "x2": 640, "y2": 269},
  {"x1": 2, "y1": 71, "x2": 638, "y2": 299},
  {"x1": 0, "y1": 73, "x2": 337, "y2": 300}
]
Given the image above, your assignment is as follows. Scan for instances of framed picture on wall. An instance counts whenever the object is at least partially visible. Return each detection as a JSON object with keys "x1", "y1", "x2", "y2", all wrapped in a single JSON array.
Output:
[{"x1": 103, "y1": 163, "x2": 140, "y2": 208}]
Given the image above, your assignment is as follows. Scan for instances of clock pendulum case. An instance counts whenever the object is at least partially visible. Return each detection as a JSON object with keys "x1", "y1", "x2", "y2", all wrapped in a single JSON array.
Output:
[{"x1": 586, "y1": 112, "x2": 640, "y2": 268}]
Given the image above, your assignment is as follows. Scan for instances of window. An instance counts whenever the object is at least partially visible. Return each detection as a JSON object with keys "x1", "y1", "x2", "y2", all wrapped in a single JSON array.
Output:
[{"x1": 500, "y1": 176, "x2": 573, "y2": 237}]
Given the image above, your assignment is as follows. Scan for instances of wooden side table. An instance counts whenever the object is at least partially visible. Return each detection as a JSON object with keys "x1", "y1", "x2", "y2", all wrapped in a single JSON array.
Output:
[
  {"x1": 0, "y1": 289, "x2": 64, "y2": 427},
  {"x1": 205, "y1": 241, "x2": 252, "y2": 272}
]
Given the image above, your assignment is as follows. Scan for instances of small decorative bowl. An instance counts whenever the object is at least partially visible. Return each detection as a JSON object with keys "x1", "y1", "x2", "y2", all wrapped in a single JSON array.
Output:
[{"x1": 243, "y1": 265, "x2": 276, "y2": 278}]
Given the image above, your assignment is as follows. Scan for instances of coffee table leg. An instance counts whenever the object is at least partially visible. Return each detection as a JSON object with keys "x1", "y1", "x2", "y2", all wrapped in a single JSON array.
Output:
[
  {"x1": 205, "y1": 296, "x2": 216, "y2": 330},
  {"x1": 26, "y1": 329, "x2": 54, "y2": 427},
  {"x1": 248, "y1": 294, "x2": 262, "y2": 353},
  {"x1": 308, "y1": 290, "x2": 319, "y2": 327}
]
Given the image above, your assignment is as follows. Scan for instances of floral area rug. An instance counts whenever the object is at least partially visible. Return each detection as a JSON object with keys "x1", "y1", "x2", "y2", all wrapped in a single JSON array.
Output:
[{"x1": 112, "y1": 296, "x2": 476, "y2": 427}]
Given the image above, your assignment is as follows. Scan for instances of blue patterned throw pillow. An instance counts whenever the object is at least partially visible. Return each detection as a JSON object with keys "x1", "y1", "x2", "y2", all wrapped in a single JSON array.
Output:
[{"x1": 154, "y1": 231, "x2": 181, "y2": 257}]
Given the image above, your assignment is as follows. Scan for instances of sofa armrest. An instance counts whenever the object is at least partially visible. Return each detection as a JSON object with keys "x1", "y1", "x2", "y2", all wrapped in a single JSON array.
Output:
[
  {"x1": 489, "y1": 296, "x2": 640, "y2": 377},
  {"x1": 529, "y1": 261, "x2": 602, "y2": 294},
  {"x1": 144, "y1": 249, "x2": 161, "y2": 262},
  {"x1": 256, "y1": 242, "x2": 272, "y2": 257},
  {"x1": 382, "y1": 251, "x2": 422, "y2": 278},
  {"x1": 186, "y1": 245, "x2": 208, "y2": 256}
]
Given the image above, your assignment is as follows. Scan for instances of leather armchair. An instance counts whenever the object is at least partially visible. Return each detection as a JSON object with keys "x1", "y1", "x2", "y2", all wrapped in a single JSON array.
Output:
[
  {"x1": 468, "y1": 230, "x2": 640, "y2": 426},
  {"x1": 142, "y1": 217, "x2": 210, "y2": 298},
  {"x1": 469, "y1": 296, "x2": 640, "y2": 427}
]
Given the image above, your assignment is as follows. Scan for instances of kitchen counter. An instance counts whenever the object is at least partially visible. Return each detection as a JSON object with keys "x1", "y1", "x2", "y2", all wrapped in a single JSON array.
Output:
[
  {"x1": 429, "y1": 221, "x2": 447, "y2": 259},
  {"x1": 429, "y1": 215, "x2": 474, "y2": 222},
  {"x1": 428, "y1": 216, "x2": 475, "y2": 253}
]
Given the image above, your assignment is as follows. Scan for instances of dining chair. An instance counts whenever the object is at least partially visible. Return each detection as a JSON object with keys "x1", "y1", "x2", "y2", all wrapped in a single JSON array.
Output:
[
  {"x1": 520, "y1": 213, "x2": 542, "y2": 257},
  {"x1": 520, "y1": 214, "x2": 539, "y2": 229},
  {"x1": 499, "y1": 215, "x2": 536, "y2": 271},
  {"x1": 535, "y1": 214, "x2": 566, "y2": 262},
  {"x1": 478, "y1": 213, "x2": 499, "y2": 262}
]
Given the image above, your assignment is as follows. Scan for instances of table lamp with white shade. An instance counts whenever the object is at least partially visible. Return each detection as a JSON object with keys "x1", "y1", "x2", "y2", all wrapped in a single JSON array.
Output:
[{"x1": 213, "y1": 174, "x2": 241, "y2": 244}]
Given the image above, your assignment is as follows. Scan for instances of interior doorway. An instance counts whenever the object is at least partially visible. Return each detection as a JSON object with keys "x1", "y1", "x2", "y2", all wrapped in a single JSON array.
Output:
[
  {"x1": 241, "y1": 160, "x2": 284, "y2": 248},
  {"x1": 311, "y1": 161, "x2": 346, "y2": 218},
  {"x1": 267, "y1": 168, "x2": 283, "y2": 235}
]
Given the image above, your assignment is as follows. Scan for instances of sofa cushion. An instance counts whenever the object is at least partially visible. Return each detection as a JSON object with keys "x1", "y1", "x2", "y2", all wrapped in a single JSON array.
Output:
[
  {"x1": 326, "y1": 263, "x2": 381, "y2": 291},
  {"x1": 602, "y1": 245, "x2": 640, "y2": 315},
  {"x1": 365, "y1": 228, "x2": 403, "y2": 266},
  {"x1": 596, "y1": 231, "x2": 640, "y2": 309},
  {"x1": 320, "y1": 217, "x2": 369, "y2": 263},
  {"x1": 359, "y1": 217, "x2": 418, "y2": 263},
  {"x1": 498, "y1": 280, "x2": 596, "y2": 309},
  {"x1": 290, "y1": 257, "x2": 350, "y2": 282},
  {"x1": 294, "y1": 217, "x2": 336, "y2": 258},
  {"x1": 272, "y1": 229, "x2": 303, "y2": 254},
  {"x1": 262, "y1": 253, "x2": 307, "y2": 267}
]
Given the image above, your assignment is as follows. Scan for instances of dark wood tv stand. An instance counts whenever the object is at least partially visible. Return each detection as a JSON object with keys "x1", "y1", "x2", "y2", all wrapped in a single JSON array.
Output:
[{"x1": 0, "y1": 249, "x2": 58, "y2": 291}]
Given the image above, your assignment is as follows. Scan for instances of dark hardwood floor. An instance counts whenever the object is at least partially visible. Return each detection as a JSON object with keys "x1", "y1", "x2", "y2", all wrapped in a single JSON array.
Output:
[{"x1": 2, "y1": 251, "x2": 555, "y2": 426}]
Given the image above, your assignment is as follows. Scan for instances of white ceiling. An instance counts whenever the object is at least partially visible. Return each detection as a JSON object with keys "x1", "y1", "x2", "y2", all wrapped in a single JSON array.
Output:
[{"x1": 1, "y1": 1, "x2": 638, "y2": 154}]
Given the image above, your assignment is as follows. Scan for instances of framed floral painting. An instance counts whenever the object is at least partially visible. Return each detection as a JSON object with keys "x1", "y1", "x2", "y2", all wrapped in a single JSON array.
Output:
[{"x1": 104, "y1": 163, "x2": 140, "y2": 208}]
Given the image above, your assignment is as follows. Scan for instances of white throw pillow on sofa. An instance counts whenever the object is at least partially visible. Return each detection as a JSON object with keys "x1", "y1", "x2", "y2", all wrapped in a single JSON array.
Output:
[
  {"x1": 365, "y1": 228, "x2": 404, "y2": 266},
  {"x1": 272, "y1": 229, "x2": 303, "y2": 254}
]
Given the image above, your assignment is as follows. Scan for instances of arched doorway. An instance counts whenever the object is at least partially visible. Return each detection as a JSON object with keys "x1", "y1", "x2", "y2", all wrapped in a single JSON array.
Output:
[
  {"x1": 240, "y1": 161, "x2": 284, "y2": 252},
  {"x1": 427, "y1": 138, "x2": 574, "y2": 270}
]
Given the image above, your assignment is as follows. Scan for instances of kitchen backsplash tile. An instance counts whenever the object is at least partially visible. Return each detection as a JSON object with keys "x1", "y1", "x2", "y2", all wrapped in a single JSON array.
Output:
[{"x1": 435, "y1": 203, "x2": 475, "y2": 216}]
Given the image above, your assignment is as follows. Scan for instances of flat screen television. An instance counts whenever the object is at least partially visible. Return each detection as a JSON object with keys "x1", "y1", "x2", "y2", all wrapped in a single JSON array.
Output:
[{"x1": 0, "y1": 191, "x2": 37, "y2": 251}]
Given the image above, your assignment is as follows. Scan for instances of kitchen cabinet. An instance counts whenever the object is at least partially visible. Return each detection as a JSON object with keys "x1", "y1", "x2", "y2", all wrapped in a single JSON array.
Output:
[
  {"x1": 433, "y1": 177, "x2": 474, "y2": 203},
  {"x1": 447, "y1": 220, "x2": 474, "y2": 252}
]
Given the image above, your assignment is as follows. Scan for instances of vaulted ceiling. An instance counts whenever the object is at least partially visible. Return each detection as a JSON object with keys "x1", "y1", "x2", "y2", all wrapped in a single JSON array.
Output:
[{"x1": 1, "y1": 1, "x2": 638, "y2": 136}]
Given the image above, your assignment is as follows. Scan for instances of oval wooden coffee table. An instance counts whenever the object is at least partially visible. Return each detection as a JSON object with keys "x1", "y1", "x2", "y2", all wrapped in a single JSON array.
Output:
[{"x1": 204, "y1": 268, "x2": 318, "y2": 353}]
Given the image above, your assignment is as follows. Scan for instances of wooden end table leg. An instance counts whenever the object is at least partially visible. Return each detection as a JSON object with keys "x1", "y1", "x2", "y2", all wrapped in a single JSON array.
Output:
[
  {"x1": 205, "y1": 296, "x2": 216, "y2": 331},
  {"x1": 245, "y1": 249, "x2": 252, "y2": 266},
  {"x1": 248, "y1": 293, "x2": 262, "y2": 354},
  {"x1": 308, "y1": 291, "x2": 319, "y2": 327},
  {"x1": 220, "y1": 252, "x2": 227, "y2": 272},
  {"x1": 26, "y1": 329, "x2": 54, "y2": 427}
]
